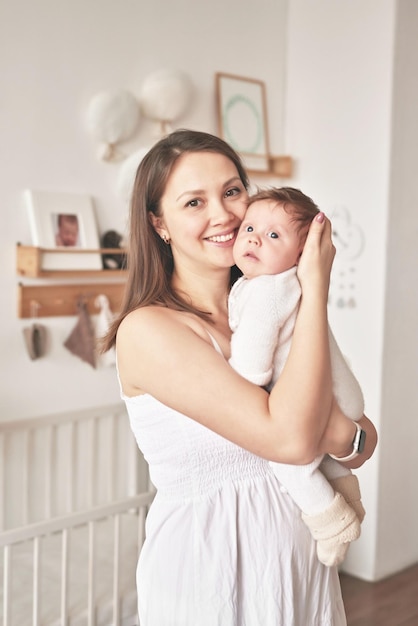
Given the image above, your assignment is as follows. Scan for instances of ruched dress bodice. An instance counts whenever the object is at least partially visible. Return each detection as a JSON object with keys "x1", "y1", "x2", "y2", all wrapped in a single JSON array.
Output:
[
  {"x1": 128, "y1": 393, "x2": 271, "y2": 500},
  {"x1": 123, "y1": 392, "x2": 347, "y2": 626}
]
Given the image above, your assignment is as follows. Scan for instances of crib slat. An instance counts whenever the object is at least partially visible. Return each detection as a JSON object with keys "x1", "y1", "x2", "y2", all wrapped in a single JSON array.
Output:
[
  {"x1": 140, "y1": 504, "x2": 148, "y2": 548},
  {"x1": 107, "y1": 414, "x2": 116, "y2": 503},
  {"x1": 112, "y1": 513, "x2": 121, "y2": 624},
  {"x1": 88, "y1": 419, "x2": 98, "y2": 508},
  {"x1": 23, "y1": 430, "x2": 30, "y2": 525},
  {"x1": 68, "y1": 421, "x2": 75, "y2": 513},
  {"x1": 128, "y1": 426, "x2": 139, "y2": 497},
  {"x1": 87, "y1": 521, "x2": 96, "y2": 626},
  {"x1": 44, "y1": 425, "x2": 53, "y2": 519},
  {"x1": 32, "y1": 537, "x2": 41, "y2": 626},
  {"x1": 3, "y1": 545, "x2": 11, "y2": 626},
  {"x1": 0, "y1": 434, "x2": 5, "y2": 531},
  {"x1": 61, "y1": 529, "x2": 69, "y2": 626}
]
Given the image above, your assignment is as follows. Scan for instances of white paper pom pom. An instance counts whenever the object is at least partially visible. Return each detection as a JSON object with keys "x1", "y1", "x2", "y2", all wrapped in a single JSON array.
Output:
[
  {"x1": 140, "y1": 69, "x2": 193, "y2": 123},
  {"x1": 86, "y1": 90, "x2": 141, "y2": 145}
]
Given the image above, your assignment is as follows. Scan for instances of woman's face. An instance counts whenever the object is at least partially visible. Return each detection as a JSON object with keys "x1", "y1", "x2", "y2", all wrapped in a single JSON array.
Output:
[{"x1": 157, "y1": 151, "x2": 248, "y2": 273}]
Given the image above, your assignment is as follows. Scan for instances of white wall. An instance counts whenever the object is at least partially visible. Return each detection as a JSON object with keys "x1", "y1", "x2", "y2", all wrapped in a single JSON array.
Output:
[
  {"x1": 378, "y1": 0, "x2": 418, "y2": 578},
  {"x1": 0, "y1": 0, "x2": 288, "y2": 419},
  {"x1": 285, "y1": 0, "x2": 394, "y2": 581},
  {"x1": 286, "y1": 0, "x2": 418, "y2": 581}
]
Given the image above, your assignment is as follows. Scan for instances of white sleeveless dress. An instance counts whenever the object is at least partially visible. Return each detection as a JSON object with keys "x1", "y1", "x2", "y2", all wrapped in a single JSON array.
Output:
[{"x1": 121, "y1": 338, "x2": 347, "y2": 626}]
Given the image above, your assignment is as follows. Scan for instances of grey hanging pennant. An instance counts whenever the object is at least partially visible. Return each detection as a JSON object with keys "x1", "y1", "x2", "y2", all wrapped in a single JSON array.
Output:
[{"x1": 64, "y1": 299, "x2": 96, "y2": 368}]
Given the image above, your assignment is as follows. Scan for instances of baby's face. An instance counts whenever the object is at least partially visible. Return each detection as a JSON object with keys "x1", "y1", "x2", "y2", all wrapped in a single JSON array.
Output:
[{"x1": 233, "y1": 200, "x2": 304, "y2": 279}]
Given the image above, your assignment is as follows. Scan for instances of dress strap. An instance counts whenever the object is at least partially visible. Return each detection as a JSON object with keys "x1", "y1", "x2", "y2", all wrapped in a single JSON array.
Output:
[{"x1": 205, "y1": 331, "x2": 224, "y2": 357}]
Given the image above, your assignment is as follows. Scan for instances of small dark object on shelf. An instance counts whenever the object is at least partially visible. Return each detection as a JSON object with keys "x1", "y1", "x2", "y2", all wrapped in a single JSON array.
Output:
[{"x1": 101, "y1": 230, "x2": 127, "y2": 270}]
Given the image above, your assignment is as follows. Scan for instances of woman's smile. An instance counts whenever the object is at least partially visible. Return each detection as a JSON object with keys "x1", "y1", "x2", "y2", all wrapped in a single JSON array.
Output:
[{"x1": 205, "y1": 229, "x2": 237, "y2": 244}]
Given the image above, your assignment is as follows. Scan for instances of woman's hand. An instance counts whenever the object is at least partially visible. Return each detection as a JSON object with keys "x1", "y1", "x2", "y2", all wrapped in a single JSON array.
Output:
[
  {"x1": 297, "y1": 213, "x2": 336, "y2": 301},
  {"x1": 320, "y1": 399, "x2": 378, "y2": 469}
]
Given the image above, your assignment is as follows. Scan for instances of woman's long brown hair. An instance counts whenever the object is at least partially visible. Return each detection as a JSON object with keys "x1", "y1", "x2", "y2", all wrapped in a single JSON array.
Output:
[{"x1": 101, "y1": 129, "x2": 249, "y2": 352}]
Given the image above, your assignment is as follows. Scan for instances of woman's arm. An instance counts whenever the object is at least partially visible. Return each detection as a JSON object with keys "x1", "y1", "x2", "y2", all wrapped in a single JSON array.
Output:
[
  {"x1": 267, "y1": 213, "x2": 337, "y2": 458},
  {"x1": 117, "y1": 215, "x2": 357, "y2": 465}
]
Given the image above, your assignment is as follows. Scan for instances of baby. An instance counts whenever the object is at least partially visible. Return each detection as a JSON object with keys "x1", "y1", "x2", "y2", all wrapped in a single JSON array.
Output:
[
  {"x1": 229, "y1": 187, "x2": 365, "y2": 567},
  {"x1": 55, "y1": 213, "x2": 80, "y2": 247}
]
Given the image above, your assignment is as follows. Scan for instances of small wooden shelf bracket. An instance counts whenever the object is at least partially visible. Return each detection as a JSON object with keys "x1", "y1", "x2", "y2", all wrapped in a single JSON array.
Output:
[
  {"x1": 246, "y1": 155, "x2": 294, "y2": 178},
  {"x1": 268, "y1": 155, "x2": 293, "y2": 178}
]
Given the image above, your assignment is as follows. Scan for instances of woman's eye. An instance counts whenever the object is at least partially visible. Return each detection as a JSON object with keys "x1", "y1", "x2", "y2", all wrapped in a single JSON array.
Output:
[
  {"x1": 186, "y1": 198, "x2": 200, "y2": 208},
  {"x1": 268, "y1": 231, "x2": 279, "y2": 239},
  {"x1": 244, "y1": 225, "x2": 254, "y2": 232},
  {"x1": 225, "y1": 187, "x2": 241, "y2": 197}
]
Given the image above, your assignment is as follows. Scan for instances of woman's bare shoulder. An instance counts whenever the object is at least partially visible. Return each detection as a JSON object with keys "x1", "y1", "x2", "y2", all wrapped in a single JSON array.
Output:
[
  {"x1": 119, "y1": 304, "x2": 173, "y2": 326},
  {"x1": 117, "y1": 305, "x2": 209, "y2": 344},
  {"x1": 116, "y1": 305, "x2": 227, "y2": 399}
]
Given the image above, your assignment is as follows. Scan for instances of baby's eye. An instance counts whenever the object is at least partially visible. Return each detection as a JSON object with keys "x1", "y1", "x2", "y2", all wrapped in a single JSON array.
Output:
[
  {"x1": 267, "y1": 231, "x2": 279, "y2": 239},
  {"x1": 244, "y1": 225, "x2": 254, "y2": 232}
]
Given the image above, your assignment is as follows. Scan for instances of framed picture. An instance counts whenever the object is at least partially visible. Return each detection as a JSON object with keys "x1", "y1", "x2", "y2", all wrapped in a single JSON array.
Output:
[
  {"x1": 24, "y1": 190, "x2": 102, "y2": 270},
  {"x1": 215, "y1": 73, "x2": 270, "y2": 173}
]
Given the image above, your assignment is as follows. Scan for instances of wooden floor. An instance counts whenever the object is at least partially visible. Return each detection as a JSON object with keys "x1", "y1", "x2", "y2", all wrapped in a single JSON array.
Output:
[{"x1": 340, "y1": 563, "x2": 418, "y2": 626}]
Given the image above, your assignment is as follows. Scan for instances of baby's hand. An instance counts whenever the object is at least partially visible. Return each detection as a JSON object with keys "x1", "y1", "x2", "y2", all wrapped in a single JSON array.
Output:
[{"x1": 297, "y1": 213, "x2": 335, "y2": 299}]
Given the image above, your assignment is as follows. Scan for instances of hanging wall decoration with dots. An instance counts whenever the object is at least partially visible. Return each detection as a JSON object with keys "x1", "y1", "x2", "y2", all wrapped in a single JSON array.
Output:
[{"x1": 329, "y1": 205, "x2": 365, "y2": 309}]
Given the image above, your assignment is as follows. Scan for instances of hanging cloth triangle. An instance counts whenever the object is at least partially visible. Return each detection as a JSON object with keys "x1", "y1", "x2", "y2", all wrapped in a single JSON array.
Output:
[{"x1": 64, "y1": 299, "x2": 96, "y2": 368}]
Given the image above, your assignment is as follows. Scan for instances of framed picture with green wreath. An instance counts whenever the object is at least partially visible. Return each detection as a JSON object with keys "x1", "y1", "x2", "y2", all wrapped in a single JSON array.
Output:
[{"x1": 215, "y1": 72, "x2": 270, "y2": 173}]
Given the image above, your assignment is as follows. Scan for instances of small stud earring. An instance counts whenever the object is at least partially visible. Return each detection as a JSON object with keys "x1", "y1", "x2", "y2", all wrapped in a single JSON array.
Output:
[{"x1": 161, "y1": 234, "x2": 171, "y2": 245}]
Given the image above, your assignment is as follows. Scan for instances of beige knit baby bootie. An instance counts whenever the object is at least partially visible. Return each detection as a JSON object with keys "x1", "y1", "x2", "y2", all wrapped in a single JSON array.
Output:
[
  {"x1": 302, "y1": 492, "x2": 361, "y2": 567},
  {"x1": 330, "y1": 474, "x2": 366, "y2": 523}
]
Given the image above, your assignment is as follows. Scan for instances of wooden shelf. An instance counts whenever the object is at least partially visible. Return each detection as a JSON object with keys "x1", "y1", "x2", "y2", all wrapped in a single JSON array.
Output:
[
  {"x1": 16, "y1": 244, "x2": 128, "y2": 318},
  {"x1": 18, "y1": 282, "x2": 125, "y2": 318},
  {"x1": 16, "y1": 244, "x2": 127, "y2": 278}
]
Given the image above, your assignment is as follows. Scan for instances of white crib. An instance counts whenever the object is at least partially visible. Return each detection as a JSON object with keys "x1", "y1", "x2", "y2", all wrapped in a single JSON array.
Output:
[{"x1": 0, "y1": 403, "x2": 155, "y2": 626}]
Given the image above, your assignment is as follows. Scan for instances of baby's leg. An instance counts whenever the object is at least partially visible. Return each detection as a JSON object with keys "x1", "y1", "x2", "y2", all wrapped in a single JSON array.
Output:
[
  {"x1": 320, "y1": 456, "x2": 365, "y2": 522},
  {"x1": 271, "y1": 459, "x2": 360, "y2": 567},
  {"x1": 271, "y1": 457, "x2": 334, "y2": 515}
]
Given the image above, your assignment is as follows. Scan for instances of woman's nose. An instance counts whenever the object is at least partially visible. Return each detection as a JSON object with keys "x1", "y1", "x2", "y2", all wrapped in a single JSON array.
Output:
[{"x1": 210, "y1": 199, "x2": 235, "y2": 224}]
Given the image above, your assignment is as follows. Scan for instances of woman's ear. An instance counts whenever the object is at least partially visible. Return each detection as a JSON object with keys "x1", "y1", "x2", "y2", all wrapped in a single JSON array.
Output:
[{"x1": 149, "y1": 213, "x2": 169, "y2": 241}]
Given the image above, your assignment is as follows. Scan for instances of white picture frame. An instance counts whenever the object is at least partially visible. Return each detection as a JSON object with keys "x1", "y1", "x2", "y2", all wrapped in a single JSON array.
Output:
[
  {"x1": 215, "y1": 72, "x2": 271, "y2": 173},
  {"x1": 24, "y1": 190, "x2": 102, "y2": 270}
]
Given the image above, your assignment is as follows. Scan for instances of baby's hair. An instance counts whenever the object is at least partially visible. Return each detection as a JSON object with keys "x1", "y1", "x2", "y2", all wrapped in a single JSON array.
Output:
[
  {"x1": 58, "y1": 213, "x2": 78, "y2": 225},
  {"x1": 248, "y1": 187, "x2": 319, "y2": 235}
]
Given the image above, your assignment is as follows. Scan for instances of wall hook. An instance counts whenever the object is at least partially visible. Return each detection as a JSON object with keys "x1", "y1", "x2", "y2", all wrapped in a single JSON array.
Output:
[{"x1": 23, "y1": 299, "x2": 48, "y2": 360}]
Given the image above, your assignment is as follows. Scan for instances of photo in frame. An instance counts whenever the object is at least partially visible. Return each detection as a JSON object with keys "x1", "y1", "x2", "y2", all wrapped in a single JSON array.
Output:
[
  {"x1": 215, "y1": 73, "x2": 270, "y2": 173},
  {"x1": 24, "y1": 189, "x2": 102, "y2": 270}
]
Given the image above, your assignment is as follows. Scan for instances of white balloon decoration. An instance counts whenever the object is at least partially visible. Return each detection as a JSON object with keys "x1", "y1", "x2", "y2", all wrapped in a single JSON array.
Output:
[
  {"x1": 84, "y1": 70, "x2": 194, "y2": 170},
  {"x1": 86, "y1": 90, "x2": 141, "y2": 161},
  {"x1": 140, "y1": 69, "x2": 193, "y2": 135}
]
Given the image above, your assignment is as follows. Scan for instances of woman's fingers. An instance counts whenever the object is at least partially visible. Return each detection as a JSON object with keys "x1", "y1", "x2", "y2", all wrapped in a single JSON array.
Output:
[
  {"x1": 297, "y1": 214, "x2": 335, "y2": 292},
  {"x1": 306, "y1": 213, "x2": 333, "y2": 253}
]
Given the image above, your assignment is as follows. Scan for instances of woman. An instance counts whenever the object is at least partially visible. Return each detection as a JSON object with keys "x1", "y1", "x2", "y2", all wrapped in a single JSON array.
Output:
[{"x1": 104, "y1": 129, "x2": 377, "y2": 625}]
